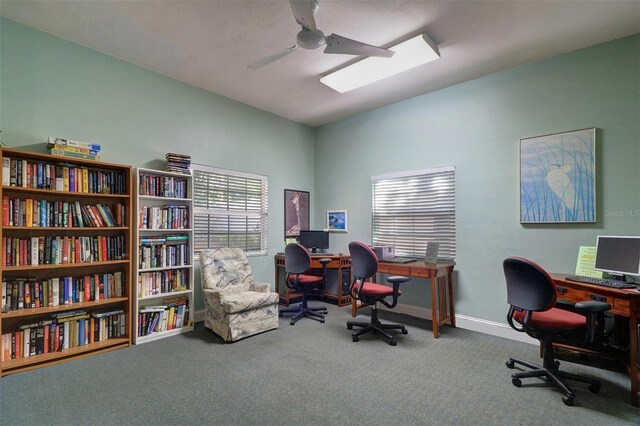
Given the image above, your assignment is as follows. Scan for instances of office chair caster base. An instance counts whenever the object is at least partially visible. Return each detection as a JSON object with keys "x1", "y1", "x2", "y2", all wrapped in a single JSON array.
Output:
[{"x1": 562, "y1": 395, "x2": 574, "y2": 406}]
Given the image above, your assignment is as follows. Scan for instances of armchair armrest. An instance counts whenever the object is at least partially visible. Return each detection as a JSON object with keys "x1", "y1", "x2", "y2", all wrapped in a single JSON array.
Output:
[{"x1": 575, "y1": 300, "x2": 611, "y2": 347}]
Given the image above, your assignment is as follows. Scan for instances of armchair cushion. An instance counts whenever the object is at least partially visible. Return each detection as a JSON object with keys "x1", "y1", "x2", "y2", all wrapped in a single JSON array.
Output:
[{"x1": 219, "y1": 291, "x2": 280, "y2": 314}]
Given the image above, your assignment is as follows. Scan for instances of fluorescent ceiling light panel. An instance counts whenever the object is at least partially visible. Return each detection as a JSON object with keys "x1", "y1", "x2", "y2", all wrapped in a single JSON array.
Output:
[{"x1": 320, "y1": 33, "x2": 440, "y2": 93}]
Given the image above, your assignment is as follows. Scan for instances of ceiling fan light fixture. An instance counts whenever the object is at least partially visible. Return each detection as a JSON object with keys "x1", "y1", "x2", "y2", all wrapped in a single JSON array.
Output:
[{"x1": 320, "y1": 33, "x2": 440, "y2": 93}]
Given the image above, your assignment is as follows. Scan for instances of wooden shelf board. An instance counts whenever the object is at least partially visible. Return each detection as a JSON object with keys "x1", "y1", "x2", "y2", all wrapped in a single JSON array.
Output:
[
  {"x1": 1, "y1": 338, "x2": 130, "y2": 374},
  {"x1": 3, "y1": 259, "x2": 129, "y2": 272},
  {"x1": 2, "y1": 297, "x2": 129, "y2": 319}
]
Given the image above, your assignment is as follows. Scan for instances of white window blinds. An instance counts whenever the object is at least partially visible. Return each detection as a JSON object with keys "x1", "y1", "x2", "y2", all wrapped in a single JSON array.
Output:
[
  {"x1": 192, "y1": 164, "x2": 268, "y2": 256},
  {"x1": 372, "y1": 165, "x2": 456, "y2": 260}
]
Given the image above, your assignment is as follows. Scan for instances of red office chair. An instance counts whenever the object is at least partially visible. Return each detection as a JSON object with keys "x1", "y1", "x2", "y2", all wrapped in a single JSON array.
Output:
[
  {"x1": 279, "y1": 243, "x2": 330, "y2": 325},
  {"x1": 347, "y1": 241, "x2": 410, "y2": 346},
  {"x1": 504, "y1": 256, "x2": 611, "y2": 406}
]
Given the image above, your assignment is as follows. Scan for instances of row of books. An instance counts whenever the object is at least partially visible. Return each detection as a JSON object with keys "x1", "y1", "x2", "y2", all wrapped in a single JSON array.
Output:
[
  {"x1": 1, "y1": 157, "x2": 125, "y2": 194},
  {"x1": 139, "y1": 234, "x2": 188, "y2": 245},
  {"x1": 2, "y1": 234, "x2": 126, "y2": 267},
  {"x1": 138, "y1": 269, "x2": 189, "y2": 298},
  {"x1": 137, "y1": 296, "x2": 190, "y2": 337},
  {"x1": 47, "y1": 137, "x2": 102, "y2": 161},
  {"x1": 138, "y1": 243, "x2": 190, "y2": 270},
  {"x1": 2, "y1": 272, "x2": 125, "y2": 312},
  {"x1": 2, "y1": 197, "x2": 124, "y2": 228},
  {"x1": 165, "y1": 153, "x2": 191, "y2": 175},
  {"x1": 138, "y1": 205, "x2": 189, "y2": 230},
  {"x1": 139, "y1": 174, "x2": 189, "y2": 199},
  {"x1": 1, "y1": 309, "x2": 126, "y2": 361}
]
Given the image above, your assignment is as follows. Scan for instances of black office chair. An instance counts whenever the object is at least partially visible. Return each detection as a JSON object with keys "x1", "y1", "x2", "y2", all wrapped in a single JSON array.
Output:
[
  {"x1": 279, "y1": 243, "x2": 330, "y2": 325},
  {"x1": 347, "y1": 241, "x2": 410, "y2": 346},
  {"x1": 504, "y1": 256, "x2": 611, "y2": 406}
]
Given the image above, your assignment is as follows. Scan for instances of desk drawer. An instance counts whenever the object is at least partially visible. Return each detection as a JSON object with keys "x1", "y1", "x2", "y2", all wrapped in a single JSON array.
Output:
[
  {"x1": 378, "y1": 264, "x2": 407, "y2": 275},
  {"x1": 556, "y1": 286, "x2": 628, "y2": 316}
]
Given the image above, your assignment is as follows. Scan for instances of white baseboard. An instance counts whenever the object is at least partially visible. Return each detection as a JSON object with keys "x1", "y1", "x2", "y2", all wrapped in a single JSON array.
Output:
[
  {"x1": 194, "y1": 309, "x2": 205, "y2": 323},
  {"x1": 378, "y1": 303, "x2": 537, "y2": 345},
  {"x1": 194, "y1": 304, "x2": 537, "y2": 345}
]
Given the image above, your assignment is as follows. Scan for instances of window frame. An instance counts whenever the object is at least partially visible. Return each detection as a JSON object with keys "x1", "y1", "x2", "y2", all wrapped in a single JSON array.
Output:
[
  {"x1": 371, "y1": 165, "x2": 456, "y2": 261},
  {"x1": 191, "y1": 163, "x2": 269, "y2": 257}
]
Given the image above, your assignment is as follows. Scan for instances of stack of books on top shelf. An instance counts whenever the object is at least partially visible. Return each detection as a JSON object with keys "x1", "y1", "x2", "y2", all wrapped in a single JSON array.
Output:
[
  {"x1": 165, "y1": 153, "x2": 191, "y2": 175},
  {"x1": 47, "y1": 137, "x2": 101, "y2": 161}
]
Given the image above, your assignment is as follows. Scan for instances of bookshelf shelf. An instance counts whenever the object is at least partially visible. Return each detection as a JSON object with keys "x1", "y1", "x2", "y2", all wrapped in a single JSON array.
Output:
[
  {"x1": 133, "y1": 167, "x2": 193, "y2": 344},
  {"x1": 1, "y1": 147, "x2": 133, "y2": 376},
  {"x1": 2, "y1": 259, "x2": 130, "y2": 272},
  {"x1": 2, "y1": 297, "x2": 129, "y2": 319},
  {"x1": 2, "y1": 337, "x2": 129, "y2": 372}
]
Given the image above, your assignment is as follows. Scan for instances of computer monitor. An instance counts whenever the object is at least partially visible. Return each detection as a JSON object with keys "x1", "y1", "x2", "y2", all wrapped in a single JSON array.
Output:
[
  {"x1": 594, "y1": 235, "x2": 640, "y2": 280},
  {"x1": 299, "y1": 230, "x2": 329, "y2": 253}
]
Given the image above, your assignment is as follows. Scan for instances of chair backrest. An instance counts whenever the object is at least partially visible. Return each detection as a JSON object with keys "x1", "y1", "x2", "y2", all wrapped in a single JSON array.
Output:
[
  {"x1": 285, "y1": 243, "x2": 311, "y2": 274},
  {"x1": 349, "y1": 241, "x2": 379, "y2": 280},
  {"x1": 200, "y1": 248, "x2": 255, "y2": 292},
  {"x1": 503, "y1": 256, "x2": 557, "y2": 312}
]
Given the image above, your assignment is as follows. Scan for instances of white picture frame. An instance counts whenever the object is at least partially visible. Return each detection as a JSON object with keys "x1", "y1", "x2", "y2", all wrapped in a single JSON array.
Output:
[{"x1": 327, "y1": 210, "x2": 348, "y2": 233}]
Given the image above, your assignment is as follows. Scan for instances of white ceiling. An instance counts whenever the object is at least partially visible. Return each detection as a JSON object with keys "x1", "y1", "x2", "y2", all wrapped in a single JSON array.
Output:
[{"x1": 2, "y1": 1, "x2": 639, "y2": 127}]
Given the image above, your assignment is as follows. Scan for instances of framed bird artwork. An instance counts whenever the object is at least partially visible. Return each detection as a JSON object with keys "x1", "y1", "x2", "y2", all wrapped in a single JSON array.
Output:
[{"x1": 520, "y1": 127, "x2": 596, "y2": 223}]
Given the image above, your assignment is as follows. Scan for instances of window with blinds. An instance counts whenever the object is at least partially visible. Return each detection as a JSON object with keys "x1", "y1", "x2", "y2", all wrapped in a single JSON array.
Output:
[
  {"x1": 192, "y1": 164, "x2": 268, "y2": 256},
  {"x1": 372, "y1": 165, "x2": 456, "y2": 260}
]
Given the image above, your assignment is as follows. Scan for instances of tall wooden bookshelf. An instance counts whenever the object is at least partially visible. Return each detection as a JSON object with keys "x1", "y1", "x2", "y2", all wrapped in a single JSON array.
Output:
[
  {"x1": 133, "y1": 167, "x2": 193, "y2": 344},
  {"x1": 0, "y1": 148, "x2": 132, "y2": 376}
]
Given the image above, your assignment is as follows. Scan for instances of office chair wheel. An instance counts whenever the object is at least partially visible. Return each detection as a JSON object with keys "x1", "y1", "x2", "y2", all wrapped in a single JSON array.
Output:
[
  {"x1": 401, "y1": 328, "x2": 408, "y2": 335},
  {"x1": 320, "y1": 318, "x2": 325, "y2": 323},
  {"x1": 562, "y1": 395, "x2": 574, "y2": 406},
  {"x1": 506, "y1": 360, "x2": 515, "y2": 369},
  {"x1": 347, "y1": 324, "x2": 353, "y2": 330},
  {"x1": 512, "y1": 378, "x2": 522, "y2": 387},
  {"x1": 389, "y1": 339, "x2": 397, "y2": 346},
  {"x1": 290, "y1": 320, "x2": 296, "y2": 326},
  {"x1": 589, "y1": 383, "x2": 600, "y2": 393},
  {"x1": 352, "y1": 336, "x2": 359, "y2": 342}
]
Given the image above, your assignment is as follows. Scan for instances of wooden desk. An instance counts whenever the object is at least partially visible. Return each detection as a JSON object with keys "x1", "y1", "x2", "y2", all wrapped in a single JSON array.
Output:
[
  {"x1": 274, "y1": 254, "x2": 352, "y2": 307},
  {"x1": 352, "y1": 260, "x2": 455, "y2": 338},
  {"x1": 551, "y1": 273, "x2": 640, "y2": 407}
]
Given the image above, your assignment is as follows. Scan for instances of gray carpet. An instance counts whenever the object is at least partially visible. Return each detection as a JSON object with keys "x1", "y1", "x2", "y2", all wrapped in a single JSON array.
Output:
[{"x1": 1, "y1": 303, "x2": 638, "y2": 425}]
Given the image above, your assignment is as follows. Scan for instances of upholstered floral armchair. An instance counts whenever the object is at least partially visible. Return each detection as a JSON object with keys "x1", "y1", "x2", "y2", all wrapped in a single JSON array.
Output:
[{"x1": 199, "y1": 248, "x2": 279, "y2": 342}]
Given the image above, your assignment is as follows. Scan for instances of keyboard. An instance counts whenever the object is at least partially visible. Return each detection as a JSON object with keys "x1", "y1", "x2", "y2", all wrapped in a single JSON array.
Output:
[{"x1": 565, "y1": 275, "x2": 637, "y2": 289}]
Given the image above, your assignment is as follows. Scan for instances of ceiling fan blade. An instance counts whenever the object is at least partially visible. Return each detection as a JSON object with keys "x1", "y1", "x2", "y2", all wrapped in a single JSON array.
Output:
[
  {"x1": 324, "y1": 33, "x2": 394, "y2": 58},
  {"x1": 247, "y1": 45, "x2": 299, "y2": 69},
  {"x1": 289, "y1": 0, "x2": 317, "y2": 32}
]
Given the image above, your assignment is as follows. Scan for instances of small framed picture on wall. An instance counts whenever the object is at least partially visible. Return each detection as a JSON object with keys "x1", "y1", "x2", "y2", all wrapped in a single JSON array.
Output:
[{"x1": 327, "y1": 210, "x2": 348, "y2": 232}]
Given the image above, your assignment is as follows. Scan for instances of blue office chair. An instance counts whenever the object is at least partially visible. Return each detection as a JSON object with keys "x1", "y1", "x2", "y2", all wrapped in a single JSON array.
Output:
[
  {"x1": 347, "y1": 241, "x2": 410, "y2": 346},
  {"x1": 279, "y1": 243, "x2": 330, "y2": 325},
  {"x1": 504, "y1": 256, "x2": 611, "y2": 406}
]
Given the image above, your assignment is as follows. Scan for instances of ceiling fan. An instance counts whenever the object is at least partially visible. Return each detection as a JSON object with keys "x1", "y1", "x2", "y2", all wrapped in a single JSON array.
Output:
[{"x1": 247, "y1": 0, "x2": 394, "y2": 69}]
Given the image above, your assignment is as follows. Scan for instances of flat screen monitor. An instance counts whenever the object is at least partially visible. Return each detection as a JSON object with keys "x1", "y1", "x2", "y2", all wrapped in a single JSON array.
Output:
[
  {"x1": 594, "y1": 235, "x2": 640, "y2": 279},
  {"x1": 299, "y1": 230, "x2": 329, "y2": 253}
]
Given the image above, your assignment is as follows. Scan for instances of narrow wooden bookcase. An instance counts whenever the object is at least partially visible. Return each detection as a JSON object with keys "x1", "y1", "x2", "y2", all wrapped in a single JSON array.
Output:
[
  {"x1": 0, "y1": 148, "x2": 133, "y2": 376},
  {"x1": 133, "y1": 168, "x2": 194, "y2": 344}
]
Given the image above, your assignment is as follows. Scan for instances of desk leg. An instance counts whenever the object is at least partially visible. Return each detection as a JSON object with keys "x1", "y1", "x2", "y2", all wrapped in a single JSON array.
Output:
[
  {"x1": 630, "y1": 311, "x2": 639, "y2": 407},
  {"x1": 448, "y1": 270, "x2": 456, "y2": 328},
  {"x1": 431, "y1": 277, "x2": 439, "y2": 338}
]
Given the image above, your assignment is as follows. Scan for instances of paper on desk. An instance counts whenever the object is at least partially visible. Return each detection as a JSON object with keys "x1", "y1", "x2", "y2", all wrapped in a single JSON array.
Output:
[{"x1": 575, "y1": 246, "x2": 603, "y2": 278}]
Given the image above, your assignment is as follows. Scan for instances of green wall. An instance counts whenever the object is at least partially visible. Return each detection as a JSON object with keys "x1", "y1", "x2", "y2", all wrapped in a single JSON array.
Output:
[
  {"x1": 0, "y1": 18, "x2": 316, "y2": 310},
  {"x1": 315, "y1": 34, "x2": 640, "y2": 323},
  {"x1": 2, "y1": 17, "x2": 639, "y2": 325}
]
